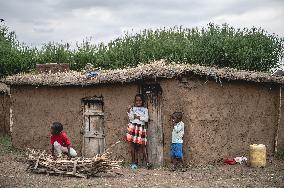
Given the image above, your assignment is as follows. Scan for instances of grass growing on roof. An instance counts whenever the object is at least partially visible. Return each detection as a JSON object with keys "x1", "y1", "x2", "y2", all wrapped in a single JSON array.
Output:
[{"x1": 1, "y1": 23, "x2": 284, "y2": 77}]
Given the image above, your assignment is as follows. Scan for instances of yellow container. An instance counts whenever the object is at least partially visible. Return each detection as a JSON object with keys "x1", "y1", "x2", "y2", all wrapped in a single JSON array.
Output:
[{"x1": 249, "y1": 144, "x2": 266, "y2": 167}]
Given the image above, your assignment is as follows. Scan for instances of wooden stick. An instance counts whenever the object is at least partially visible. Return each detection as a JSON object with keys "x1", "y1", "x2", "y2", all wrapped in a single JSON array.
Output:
[
  {"x1": 34, "y1": 151, "x2": 45, "y2": 169},
  {"x1": 72, "y1": 159, "x2": 78, "y2": 175},
  {"x1": 275, "y1": 86, "x2": 282, "y2": 153}
]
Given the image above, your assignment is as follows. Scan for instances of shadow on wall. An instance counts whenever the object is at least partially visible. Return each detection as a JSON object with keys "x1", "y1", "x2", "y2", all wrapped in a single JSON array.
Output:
[{"x1": 0, "y1": 92, "x2": 10, "y2": 135}]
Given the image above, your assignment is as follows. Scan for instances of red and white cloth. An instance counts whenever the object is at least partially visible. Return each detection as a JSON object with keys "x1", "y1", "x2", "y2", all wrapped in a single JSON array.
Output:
[
  {"x1": 126, "y1": 123, "x2": 147, "y2": 145},
  {"x1": 126, "y1": 106, "x2": 149, "y2": 145}
]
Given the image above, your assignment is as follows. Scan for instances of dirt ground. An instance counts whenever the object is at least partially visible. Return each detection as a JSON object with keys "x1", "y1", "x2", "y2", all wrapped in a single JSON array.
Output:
[{"x1": 0, "y1": 136, "x2": 283, "y2": 188}]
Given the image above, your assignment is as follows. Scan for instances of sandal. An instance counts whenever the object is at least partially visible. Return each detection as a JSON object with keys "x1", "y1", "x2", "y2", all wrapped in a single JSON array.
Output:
[
  {"x1": 131, "y1": 163, "x2": 138, "y2": 172},
  {"x1": 146, "y1": 162, "x2": 152, "y2": 169}
]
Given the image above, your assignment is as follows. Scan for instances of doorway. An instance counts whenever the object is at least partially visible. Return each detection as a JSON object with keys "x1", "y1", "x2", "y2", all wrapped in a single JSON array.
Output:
[
  {"x1": 81, "y1": 96, "x2": 105, "y2": 157},
  {"x1": 142, "y1": 83, "x2": 163, "y2": 167}
]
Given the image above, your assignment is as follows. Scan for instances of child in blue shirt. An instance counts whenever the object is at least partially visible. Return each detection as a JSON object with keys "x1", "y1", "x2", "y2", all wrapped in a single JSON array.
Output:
[{"x1": 171, "y1": 112, "x2": 184, "y2": 171}]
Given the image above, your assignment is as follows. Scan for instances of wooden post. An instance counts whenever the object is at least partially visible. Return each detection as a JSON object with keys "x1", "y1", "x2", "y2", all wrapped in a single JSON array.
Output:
[{"x1": 275, "y1": 86, "x2": 282, "y2": 153}]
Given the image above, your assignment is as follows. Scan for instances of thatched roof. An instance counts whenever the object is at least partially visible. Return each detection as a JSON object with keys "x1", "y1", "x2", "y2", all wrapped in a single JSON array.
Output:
[
  {"x1": 0, "y1": 83, "x2": 9, "y2": 94},
  {"x1": 2, "y1": 60, "x2": 284, "y2": 86}
]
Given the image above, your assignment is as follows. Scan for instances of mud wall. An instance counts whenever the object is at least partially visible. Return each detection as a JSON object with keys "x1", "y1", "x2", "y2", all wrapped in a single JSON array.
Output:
[
  {"x1": 277, "y1": 87, "x2": 284, "y2": 151},
  {"x1": 10, "y1": 84, "x2": 138, "y2": 161},
  {"x1": 0, "y1": 93, "x2": 10, "y2": 135},
  {"x1": 161, "y1": 78, "x2": 279, "y2": 164},
  {"x1": 10, "y1": 78, "x2": 280, "y2": 165}
]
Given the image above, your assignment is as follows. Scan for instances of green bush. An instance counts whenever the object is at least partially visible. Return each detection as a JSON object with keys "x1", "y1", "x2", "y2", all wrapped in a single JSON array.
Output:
[
  {"x1": 0, "y1": 23, "x2": 283, "y2": 77},
  {"x1": 275, "y1": 150, "x2": 284, "y2": 160},
  {"x1": 0, "y1": 24, "x2": 37, "y2": 77},
  {"x1": 94, "y1": 24, "x2": 284, "y2": 71},
  {"x1": 0, "y1": 134, "x2": 20, "y2": 154}
]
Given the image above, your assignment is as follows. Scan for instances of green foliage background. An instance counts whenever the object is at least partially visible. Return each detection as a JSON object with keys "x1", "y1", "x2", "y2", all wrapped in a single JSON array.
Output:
[{"x1": 0, "y1": 23, "x2": 283, "y2": 77}]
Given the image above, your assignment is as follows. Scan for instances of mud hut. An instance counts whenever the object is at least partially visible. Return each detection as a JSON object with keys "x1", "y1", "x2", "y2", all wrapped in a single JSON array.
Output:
[
  {"x1": 3, "y1": 61, "x2": 284, "y2": 165},
  {"x1": 0, "y1": 83, "x2": 10, "y2": 135}
]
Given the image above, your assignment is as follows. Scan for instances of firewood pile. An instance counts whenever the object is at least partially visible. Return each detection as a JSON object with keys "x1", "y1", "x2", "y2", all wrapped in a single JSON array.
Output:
[{"x1": 27, "y1": 149, "x2": 122, "y2": 178}]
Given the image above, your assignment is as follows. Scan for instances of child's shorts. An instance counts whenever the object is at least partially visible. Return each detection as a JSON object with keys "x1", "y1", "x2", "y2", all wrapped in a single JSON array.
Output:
[{"x1": 171, "y1": 143, "x2": 183, "y2": 159}]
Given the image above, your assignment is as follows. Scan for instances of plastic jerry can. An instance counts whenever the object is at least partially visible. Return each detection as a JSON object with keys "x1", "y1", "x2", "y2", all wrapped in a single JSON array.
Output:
[{"x1": 249, "y1": 144, "x2": 266, "y2": 167}]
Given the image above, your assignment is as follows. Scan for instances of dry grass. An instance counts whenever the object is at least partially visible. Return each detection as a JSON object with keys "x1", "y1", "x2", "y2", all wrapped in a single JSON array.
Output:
[{"x1": 3, "y1": 60, "x2": 284, "y2": 87}]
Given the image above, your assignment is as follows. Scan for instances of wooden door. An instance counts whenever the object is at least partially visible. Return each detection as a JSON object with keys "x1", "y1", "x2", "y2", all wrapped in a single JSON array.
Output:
[
  {"x1": 142, "y1": 84, "x2": 163, "y2": 167},
  {"x1": 82, "y1": 97, "x2": 105, "y2": 157}
]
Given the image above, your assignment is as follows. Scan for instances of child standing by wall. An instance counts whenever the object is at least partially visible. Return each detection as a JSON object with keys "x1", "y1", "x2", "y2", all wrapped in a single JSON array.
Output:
[
  {"x1": 50, "y1": 122, "x2": 77, "y2": 160},
  {"x1": 171, "y1": 112, "x2": 185, "y2": 171},
  {"x1": 126, "y1": 94, "x2": 151, "y2": 170}
]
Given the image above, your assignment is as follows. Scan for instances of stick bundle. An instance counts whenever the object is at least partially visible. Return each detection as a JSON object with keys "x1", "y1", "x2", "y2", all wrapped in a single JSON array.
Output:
[{"x1": 27, "y1": 149, "x2": 122, "y2": 178}]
